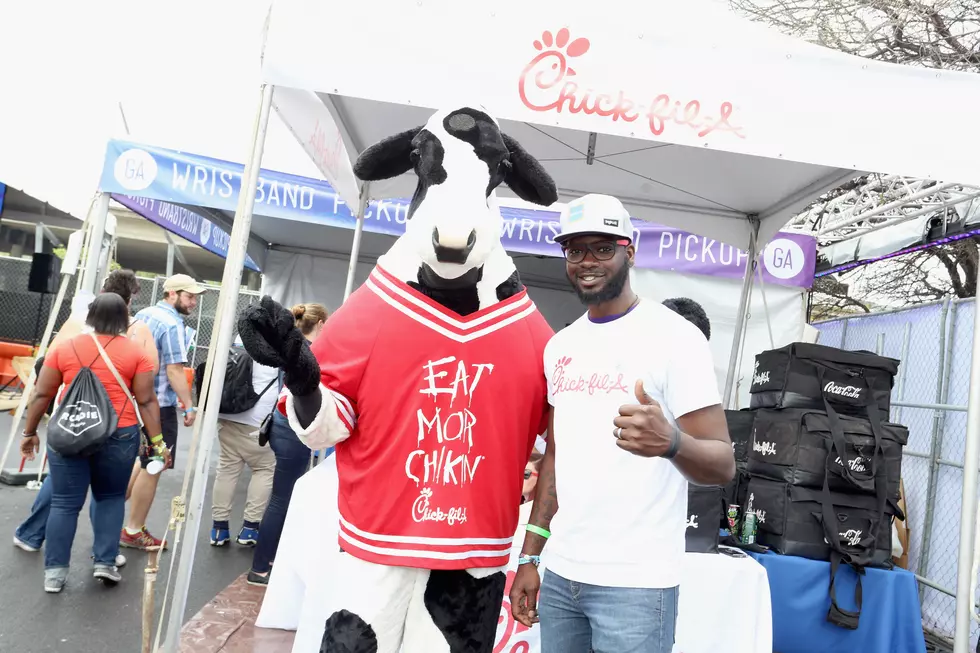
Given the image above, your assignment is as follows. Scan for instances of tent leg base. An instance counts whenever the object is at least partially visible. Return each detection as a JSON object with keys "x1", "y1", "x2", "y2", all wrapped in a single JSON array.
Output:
[{"x1": 0, "y1": 469, "x2": 47, "y2": 486}]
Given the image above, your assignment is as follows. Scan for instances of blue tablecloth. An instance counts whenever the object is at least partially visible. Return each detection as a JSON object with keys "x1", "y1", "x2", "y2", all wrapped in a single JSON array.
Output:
[{"x1": 747, "y1": 551, "x2": 926, "y2": 653}]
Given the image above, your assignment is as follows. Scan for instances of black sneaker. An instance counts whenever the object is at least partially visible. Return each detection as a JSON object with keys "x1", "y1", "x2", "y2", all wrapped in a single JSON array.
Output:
[{"x1": 246, "y1": 570, "x2": 269, "y2": 587}]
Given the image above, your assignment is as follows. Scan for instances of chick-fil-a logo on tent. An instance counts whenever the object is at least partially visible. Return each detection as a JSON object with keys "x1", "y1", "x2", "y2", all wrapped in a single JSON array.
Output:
[{"x1": 518, "y1": 28, "x2": 745, "y2": 140}]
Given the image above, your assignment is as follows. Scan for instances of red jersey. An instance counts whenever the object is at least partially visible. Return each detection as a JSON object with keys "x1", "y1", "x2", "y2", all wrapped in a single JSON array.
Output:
[{"x1": 297, "y1": 265, "x2": 552, "y2": 569}]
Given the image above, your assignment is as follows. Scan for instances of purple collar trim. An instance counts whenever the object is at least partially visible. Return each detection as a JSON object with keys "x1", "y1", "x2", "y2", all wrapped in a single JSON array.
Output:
[{"x1": 588, "y1": 300, "x2": 640, "y2": 324}]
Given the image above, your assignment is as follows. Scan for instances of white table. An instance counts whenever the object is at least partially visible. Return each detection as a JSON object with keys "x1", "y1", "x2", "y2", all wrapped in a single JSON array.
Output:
[{"x1": 256, "y1": 459, "x2": 772, "y2": 653}]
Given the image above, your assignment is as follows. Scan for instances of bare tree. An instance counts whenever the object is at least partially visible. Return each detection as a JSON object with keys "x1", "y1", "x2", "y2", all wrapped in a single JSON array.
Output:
[
  {"x1": 730, "y1": 0, "x2": 980, "y2": 318},
  {"x1": 730, "y1": 0, "x2": 980, "y2": 71}
]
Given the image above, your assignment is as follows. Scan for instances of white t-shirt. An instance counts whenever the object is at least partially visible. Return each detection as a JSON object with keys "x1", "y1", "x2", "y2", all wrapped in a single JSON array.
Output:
[
  {"x1": 219, "y1": 357, "x2": 280, "y2": 428},
  {"x1": 542, "y1": 300, "x2": 720, "y2": 589}
]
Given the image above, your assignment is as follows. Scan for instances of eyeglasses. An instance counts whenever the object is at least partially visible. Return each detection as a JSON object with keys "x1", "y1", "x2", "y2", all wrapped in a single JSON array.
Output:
[{"x1": 560, "y1": 239, "x2": 630, "y2": 264}]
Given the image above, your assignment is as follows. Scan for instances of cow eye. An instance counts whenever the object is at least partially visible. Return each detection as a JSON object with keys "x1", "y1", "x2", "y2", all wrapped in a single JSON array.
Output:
[
  {"x1": 498, "y1": 159, "x2": 512, "y2": 176},
  {"x1": 410, "y1": 149, "x2": 421, "y2": 165}
]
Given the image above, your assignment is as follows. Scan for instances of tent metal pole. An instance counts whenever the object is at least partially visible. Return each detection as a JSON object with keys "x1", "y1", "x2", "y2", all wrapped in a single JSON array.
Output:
[
  {"x1": 953, "y1": 293, "x2": 980, "y2": 653},
  {"x1": 166, "y1": 242, "x2": 175, "y2": 277},
  {"x1": 343, "y1": 183, "x2": 370, "y2": 302},
  {"x1": 160, "y1": 82, "x2": 274, "y2": 653},
  {"x1": 723, "y1": 216, "x2": 759, "y2": 409},
  {"x1": 80, "y1": 193, "x2": 109, "y2": 294}
]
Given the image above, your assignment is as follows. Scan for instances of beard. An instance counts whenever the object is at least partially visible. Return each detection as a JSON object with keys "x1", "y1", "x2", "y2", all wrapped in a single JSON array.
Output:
[{"x1": 568, "y1": 260, "x2": 630, "y2": 305}]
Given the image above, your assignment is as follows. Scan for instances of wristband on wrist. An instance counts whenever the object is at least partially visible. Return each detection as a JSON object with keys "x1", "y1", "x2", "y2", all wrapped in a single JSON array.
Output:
[
  {"x1": 518, "y1": 554, "x2": 541, "y2": 567},
  {"x1": 150, "y1": 433, "x2": 164, "y2": 444},
  {"x1": 526, "y1": 524, "x2": 551, "y2": 539},
  {"x1": 185, "y1": 407, "x2": 197, "y2": 413},
  {"x1": 22, "y1": 431, "x2": 37, "y2": 438},
  {"x1": 662, "y1": 424, "x2": 682, "y2": 459}
]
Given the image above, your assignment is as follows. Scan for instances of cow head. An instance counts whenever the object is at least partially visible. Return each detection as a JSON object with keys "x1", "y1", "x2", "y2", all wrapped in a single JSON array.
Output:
[{"x1": 353, "y1": 106, "x2": 557, "y2": 289}]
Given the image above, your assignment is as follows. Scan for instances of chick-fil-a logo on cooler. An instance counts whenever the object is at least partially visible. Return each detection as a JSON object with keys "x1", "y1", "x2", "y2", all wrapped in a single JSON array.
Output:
[{"x1": 518, "y1": 28, "x2": 745, "y2": 141}]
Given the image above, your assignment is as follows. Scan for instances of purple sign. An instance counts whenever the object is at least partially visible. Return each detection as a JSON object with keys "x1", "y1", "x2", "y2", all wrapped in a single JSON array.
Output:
[
  {"x1": 100, "y1": 139, "x2": 812, "y2": 287},
  {"x1": 111, "y1": 193, "x2": 260, "y2": 272},
  {"x1": 489, "y1": 207, "x2": 815, "y2": 288}
]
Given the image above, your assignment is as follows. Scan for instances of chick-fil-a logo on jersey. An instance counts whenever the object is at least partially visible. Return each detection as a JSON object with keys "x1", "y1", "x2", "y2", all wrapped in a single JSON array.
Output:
[
  {"x1": 518, "y1": 28, "x2": 746, "y2": 140},
  {"x1": 552, "y1": 356, "x2": 629, "y2": 397}
]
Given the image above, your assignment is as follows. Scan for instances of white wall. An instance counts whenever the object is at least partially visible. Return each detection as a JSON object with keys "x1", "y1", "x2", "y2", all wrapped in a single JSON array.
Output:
[
  {"x1": 261, "y1": 249, "x2": 372, "y2": 314},
  {"x1": 631, "y1": 269, "x2": 807, "y2": 409}
]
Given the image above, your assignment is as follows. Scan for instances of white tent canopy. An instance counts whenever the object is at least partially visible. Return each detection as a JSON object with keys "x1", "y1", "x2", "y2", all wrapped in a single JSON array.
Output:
[
  {"x1": 261, "y1": 0, "x2": 980, "y2": 252},
  {"x1": 151, "y1": 2, "x2": 980, "y2": 651}
]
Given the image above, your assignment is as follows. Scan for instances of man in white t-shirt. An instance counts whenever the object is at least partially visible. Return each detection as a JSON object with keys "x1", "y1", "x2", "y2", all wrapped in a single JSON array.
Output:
[
  {"x1": 209, "y1": 337, "x2": 279, "y2": 547},
  {"x1": 510, "y1": 194, "x2": 736, "y2": 653}
]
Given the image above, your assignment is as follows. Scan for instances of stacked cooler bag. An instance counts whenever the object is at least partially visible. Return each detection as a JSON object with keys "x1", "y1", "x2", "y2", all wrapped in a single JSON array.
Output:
[
  {"x1": 684, "y1": 409, "x2": 755, "y2": 555},
  {"x1": 744, "y1": 342, "x2": 908, "y2": 628}
]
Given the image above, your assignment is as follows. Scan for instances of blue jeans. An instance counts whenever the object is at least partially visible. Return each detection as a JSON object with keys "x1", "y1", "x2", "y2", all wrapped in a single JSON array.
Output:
[
  {"x1": 44, "y1": 425, "x2": 141, "y2": 569},
  {"x1": 251, "y1": 413, "x2": 329, "y2": 574},
  {"x1": 538, "y1": 569, "x2": 679, "y2": 653},
  {"x1": 14, "y1": 476, "x2": 99, "y2": 549}
]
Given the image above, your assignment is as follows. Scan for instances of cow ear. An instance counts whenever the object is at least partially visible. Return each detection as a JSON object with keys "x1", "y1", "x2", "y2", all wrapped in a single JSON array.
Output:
[
  {"x1": 500, "y1": 133, "x2": 559, "y2": 206},
  {"x1": 353, "y1": 127, "x2": 423, "y2": 181}
]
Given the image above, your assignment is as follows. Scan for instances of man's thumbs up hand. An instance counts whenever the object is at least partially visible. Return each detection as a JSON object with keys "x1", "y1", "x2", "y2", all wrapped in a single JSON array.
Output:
[{"x1": 614, "y1": 379, "x2": 675, "y2": 458}]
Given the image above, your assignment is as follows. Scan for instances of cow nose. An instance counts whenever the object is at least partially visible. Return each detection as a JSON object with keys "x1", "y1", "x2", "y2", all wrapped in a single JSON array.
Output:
[{"x1": 432, "y1": 228, "x2": 477, "y2": 264}]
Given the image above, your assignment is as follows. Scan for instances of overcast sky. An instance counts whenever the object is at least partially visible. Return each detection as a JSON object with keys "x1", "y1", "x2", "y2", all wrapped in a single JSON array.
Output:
[
  {"x1": 0, "y1": 0, "x2": 323, "y2": 219},
  {"x1": 0, "y1": 0, "x2": 740, "y2": 222}
]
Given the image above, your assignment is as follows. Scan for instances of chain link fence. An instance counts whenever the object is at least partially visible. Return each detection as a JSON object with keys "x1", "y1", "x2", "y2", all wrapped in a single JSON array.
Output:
[
  {"x1": 0, "y1": 255, "x2": 260, "y2": 371},
  {"x1": 815, "y1": 298, "x2": 980, "y2": 649}
]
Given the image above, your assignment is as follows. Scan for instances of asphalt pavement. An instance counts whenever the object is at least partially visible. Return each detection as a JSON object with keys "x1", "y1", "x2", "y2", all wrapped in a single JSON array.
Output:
[{"x1": 0, "y1": 413, "x2": 260, "y2": 652}]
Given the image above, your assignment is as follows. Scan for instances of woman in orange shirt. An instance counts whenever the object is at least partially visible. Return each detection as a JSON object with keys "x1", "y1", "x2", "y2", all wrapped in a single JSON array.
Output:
[
  {"x1": 13, "y1": 271, "x2": 158, "y2": 565},
  {"x1": 20, "y1": 294, "x2": 166, "y2": 594}
]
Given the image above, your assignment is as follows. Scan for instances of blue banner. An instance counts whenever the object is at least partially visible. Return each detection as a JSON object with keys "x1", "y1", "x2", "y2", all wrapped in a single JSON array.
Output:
[
  {"x1": 98, "y1": 139, "x2": 816, "y2": 287},
  {"x1": 100, "y1": 139, "x2": 373, "y2": 231},
  {"x1": 97, "y1": 138, "x2": 552, "y2": 243},
  {"x1": 110, "y1": 193, "x2": 260, "y2": 272},
  {"x1": 0, "y1": 182, "x2": 6, "y2": 218}
]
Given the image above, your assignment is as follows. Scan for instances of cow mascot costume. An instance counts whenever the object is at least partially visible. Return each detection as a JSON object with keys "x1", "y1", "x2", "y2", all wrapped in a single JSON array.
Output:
[{"x1": 239, "y1": 106, "x2": 558, "y2": 653}]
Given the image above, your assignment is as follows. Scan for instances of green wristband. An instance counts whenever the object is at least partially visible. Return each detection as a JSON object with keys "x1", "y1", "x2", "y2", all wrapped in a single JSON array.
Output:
[
  {"x1": 150, "y1": 434, "x2": 164, "y2": 444},
  {"x1": 526, "y1": 524, "x2": 551, "y2": 539}
]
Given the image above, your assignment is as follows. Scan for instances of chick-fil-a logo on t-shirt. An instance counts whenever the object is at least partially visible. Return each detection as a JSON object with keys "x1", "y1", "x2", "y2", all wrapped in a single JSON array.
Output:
[
  {"x1": 552, "y1": 356, "x2": 629, "y2": 397},
  {"x1": 518, "y1": 28, "x2": 746, "y2": 140}
]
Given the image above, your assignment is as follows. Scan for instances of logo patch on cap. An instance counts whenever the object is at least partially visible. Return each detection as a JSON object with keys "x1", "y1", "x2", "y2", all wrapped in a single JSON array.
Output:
[
  {"x1": 603, "y1": 218, "x2": 620, "y2": 227},
  {"x1": 568, "y1": 204, "x2": 585, "y2": 223}
]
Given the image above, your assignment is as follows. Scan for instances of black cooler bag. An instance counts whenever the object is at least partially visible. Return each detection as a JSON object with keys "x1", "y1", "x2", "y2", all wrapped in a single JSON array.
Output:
[
  {"x1": 726, "y1": 409, "x2": 756, "y2": 465},
  {"x1": 723, "y1": 409, "x2": 756, "y2": 520},
  {"x1": 686, "y1": 485, "x2": 724, "y2": 553},
  {"x1": 746, "y1": 475, "x2": 903, "y2": 629},
  {"x1": 747, "y1": 409, "x2": 907, "y2": 502},
  {"x1": 750, "y1": 343, "x2": 899, "y2": 417},
  {"x1": 746, "y1": 476, "x2": 897, "y2": 565}
]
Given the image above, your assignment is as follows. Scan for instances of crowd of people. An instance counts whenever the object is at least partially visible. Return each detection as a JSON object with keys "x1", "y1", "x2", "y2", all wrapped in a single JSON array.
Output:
[
  {"x1": 11, "y1": 270, "x2": 328, "y2": 595},
  {"x1": 10, "y1": 194, "x2": 729, "y2": 653}
]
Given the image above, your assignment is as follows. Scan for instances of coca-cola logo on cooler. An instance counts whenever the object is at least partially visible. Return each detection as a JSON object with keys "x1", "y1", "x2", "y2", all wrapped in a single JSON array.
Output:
[
  {"x1": 518, "y1": 28, "x2": 746, "y2": 140},
  {"x1": 823, "y1": 381, "x2": 862, "y2": 399}
]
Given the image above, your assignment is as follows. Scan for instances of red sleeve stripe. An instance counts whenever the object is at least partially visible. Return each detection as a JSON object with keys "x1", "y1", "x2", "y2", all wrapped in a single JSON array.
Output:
[{"x1": 328, "y1": 389, "x2": 356, "y2": 431}]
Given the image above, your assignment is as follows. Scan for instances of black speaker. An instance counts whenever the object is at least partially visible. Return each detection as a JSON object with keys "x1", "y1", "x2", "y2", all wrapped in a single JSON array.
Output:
[{"x1": 28, "y1": 252, "x2": 60, "y2": 294}]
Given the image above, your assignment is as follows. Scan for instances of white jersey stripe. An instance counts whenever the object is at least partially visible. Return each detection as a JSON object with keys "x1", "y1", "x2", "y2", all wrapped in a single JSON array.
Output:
[
  {"x1": 338, "y1": 529, "x2": 511, "y2": 562},
  {"x1": 371, "y1": 267, "x2": 530, "y2": 331},
  {"x1": 366, "y1": 277, "x2": 537, "y2": 344},
  {"x1": 339, "y1": 514, "x2": 514, "y2": 546}
]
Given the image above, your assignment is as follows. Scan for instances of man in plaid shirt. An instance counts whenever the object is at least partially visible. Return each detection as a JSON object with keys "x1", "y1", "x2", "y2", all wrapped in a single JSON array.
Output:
[{"x1": 120, "y1": 274, "x2": 204, "y2": 550}]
